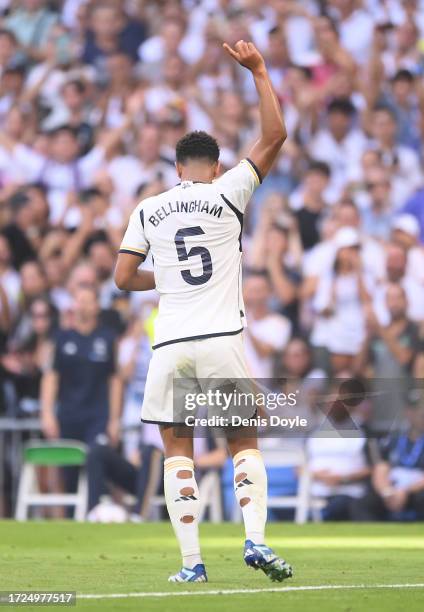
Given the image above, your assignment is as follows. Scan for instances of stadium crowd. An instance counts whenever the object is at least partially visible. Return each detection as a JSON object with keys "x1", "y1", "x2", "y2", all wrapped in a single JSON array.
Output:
[{"x1": 1, "y1": 0, "x2": 424, "y2": 522}]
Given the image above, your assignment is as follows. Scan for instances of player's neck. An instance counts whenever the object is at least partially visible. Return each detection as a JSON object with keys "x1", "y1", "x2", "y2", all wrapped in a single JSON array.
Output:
[{"x1": 180, "y1": 164, "x2": 215, "y2": 184}]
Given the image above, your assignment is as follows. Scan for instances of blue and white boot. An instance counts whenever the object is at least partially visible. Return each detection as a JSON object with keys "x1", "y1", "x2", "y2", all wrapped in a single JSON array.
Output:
[
  {"x1": 168, "y1": 563, "x2": 208, "y2": 583},
  {"x1": 244, "y1": 540, "x2": 293, "y2": 583}
]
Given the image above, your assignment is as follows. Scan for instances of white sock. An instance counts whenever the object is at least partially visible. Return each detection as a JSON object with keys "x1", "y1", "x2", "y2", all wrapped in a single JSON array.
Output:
[
  {"x1": 233, "y1": 449, "x2": 267, "y2": 545},
  {"x1": 164, "y1": 456, "x2": 202, "y2": 568}
]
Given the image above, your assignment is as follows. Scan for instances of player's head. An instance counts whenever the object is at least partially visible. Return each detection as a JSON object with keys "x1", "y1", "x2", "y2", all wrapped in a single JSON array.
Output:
[{"x1": 175, "y1": 130, "x2": 220, "y2": 181}]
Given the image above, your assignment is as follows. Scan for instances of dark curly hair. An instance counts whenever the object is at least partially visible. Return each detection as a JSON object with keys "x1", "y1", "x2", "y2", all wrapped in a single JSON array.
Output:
[{"x1": 176, "y1": 130, "x2": 220, "y2": 164}]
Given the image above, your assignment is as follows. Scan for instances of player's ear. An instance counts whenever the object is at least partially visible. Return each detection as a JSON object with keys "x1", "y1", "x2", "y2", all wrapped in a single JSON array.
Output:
[
  {"x1": 175, "y1": 161, "x2": 183, "y2": 179},
  {"x1": 213, "y1": 161, "x2": 221, "y2": 179}
]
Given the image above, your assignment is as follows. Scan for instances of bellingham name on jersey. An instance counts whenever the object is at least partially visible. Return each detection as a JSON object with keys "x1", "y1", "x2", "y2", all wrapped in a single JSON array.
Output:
[{"x1": 148, "y1": 197, "x2": 223, "y2": 227}]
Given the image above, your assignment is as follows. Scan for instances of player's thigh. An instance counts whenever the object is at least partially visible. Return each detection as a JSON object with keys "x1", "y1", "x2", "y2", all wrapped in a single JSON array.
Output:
[
  {"x1": 142, "y1": 343, "x2": 196, "y2": 425},
  {"x1": 196, "y1": 334, "x2": 258, "y2": 452}
]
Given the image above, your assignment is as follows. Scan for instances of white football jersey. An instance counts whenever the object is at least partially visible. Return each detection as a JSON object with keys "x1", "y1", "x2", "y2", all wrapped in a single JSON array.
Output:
[{"x1": 119, "y1": 158, "x2": 261, "y2": 349}]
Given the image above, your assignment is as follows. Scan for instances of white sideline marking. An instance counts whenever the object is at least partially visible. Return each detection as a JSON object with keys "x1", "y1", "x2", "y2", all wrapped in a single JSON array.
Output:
[{"x1": 79, "y1": 583, "x2": 424, "y2": 600}]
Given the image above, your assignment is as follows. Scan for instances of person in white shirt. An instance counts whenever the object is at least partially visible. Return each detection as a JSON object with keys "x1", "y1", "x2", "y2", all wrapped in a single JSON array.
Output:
[
  {"x1": 328, "y1": 0, "x2": 375, "y2": 64},
  {"x1": 243, "y1": 271, "x2": 291, "y2": 379},
  {"x1": 306, "y1": 389, "x2": 371, "y2": 520},
  {"x1": 311, "y1": 227, "x2": 372, "y2": 374},
  {"x1": 391, "y1": 214, "x2": 424, "y2": 286},
  {"x1": 308, "y1": 98, "x2": 368, "y2": 200},
  {"x1": 108, "y1": 123, "x2": 178, "y2": 199},
  {"x1": 0, "y1": 113, "x2": 134, "y2": 224},
  {"x1": 115, "y1": 40, "x2": 293, "y2": 584}
]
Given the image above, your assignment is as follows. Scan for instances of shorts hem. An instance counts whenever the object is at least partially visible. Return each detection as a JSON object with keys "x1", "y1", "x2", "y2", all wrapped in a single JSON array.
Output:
[{"x1": 141, "y1": 418, "x2": 189, "y2": 426}]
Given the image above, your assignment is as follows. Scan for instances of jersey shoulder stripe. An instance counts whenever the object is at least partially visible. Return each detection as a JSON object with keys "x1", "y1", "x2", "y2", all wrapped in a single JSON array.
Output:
[
  {"x1": 244, "y1": 157, "x2": 263, "y2": 185},
  {"x1": 119, "y1": 246, "x2": 146, "y2": 259}
]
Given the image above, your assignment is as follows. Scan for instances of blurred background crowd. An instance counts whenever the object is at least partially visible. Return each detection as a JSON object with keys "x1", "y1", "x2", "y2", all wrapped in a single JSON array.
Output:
[{"x1": 1, "y1": 0, "x2": 424, "y2": 522}]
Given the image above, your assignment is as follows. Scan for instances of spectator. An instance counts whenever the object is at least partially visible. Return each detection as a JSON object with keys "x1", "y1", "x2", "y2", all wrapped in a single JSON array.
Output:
[
  {"x1": 2, "y1": 297, "x2": 56, "y2": 416},
  {"x1": 357, "y1": 284, "x2": 420, "y2": 432},
  {"x1": 82, "y1": 2, "x2": 147, "y2": 67},
  {"x1": 328, "y1": 0, "x2": 374, "y2": 65},
  {"x1": 360, "y1": 166, "x2": 395, "y2": 241},
  {"x1": 40, "y1": 286, "x2": 121, "y2": 449},
  {"x1": 107, "y1": 123, "x2": 177, "y2": 200},
  {"x1": 2, "y1": 191, "x2": 37, "y2": 268},
  {"x1": 360, "y1": 284, "x2": 420, "y2": 379},
  {"x1": 242, "y1": 271, "x2": 291, "y2": 378},
  {"x1": 307, "y1": 385, "x2": 371, "y2": 521},
  {"x1": 5, "y1": 0, "x2": 58, "y2": 63},
  {"x1": 356, "y1": 394, "x2": 424, "y2": 520},
  {"x1": 391, "y1": 214, "x2": 424, "y2": 286},
  {"x1": 290, "y1": 161, "x2": 331, "y2": 251},
  {"x1": 311, "y1": 227, "x2": 371, "y2": 373},
  {"x1": 262, "y1": 222, "x2": 300, "y2": 327},
  {"x1": 368, "y1": 105, "x2": 422, "y2": 201},
  {"x1": 278, "y1": 337, "x2": 326, "y2": 433},
  {"x1": 374, "y1": 243, "x2": 424, "y2": 325},
  {"x1": 308, "y1": 98, "x2": 367, "y2": 199}
]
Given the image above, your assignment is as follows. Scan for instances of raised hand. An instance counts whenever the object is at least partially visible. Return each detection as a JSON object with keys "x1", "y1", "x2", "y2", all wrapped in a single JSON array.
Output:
[{"x1": 223, "y1": 40, "x2": 266, "y2": 75}]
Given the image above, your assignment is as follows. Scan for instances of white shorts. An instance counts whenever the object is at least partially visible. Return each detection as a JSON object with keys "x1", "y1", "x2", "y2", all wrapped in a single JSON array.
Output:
[{"x1": 141, "y1": 332, "x2": 251, "y2": 424}]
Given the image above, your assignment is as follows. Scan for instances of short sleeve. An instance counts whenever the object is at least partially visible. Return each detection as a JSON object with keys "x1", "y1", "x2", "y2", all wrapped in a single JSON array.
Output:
[
  {"x1": 215, "y1": 158, "x2": 262, "y2": 213},
  {"x1": 119, "y1": 206, "x2": 149, "y2": 259}
]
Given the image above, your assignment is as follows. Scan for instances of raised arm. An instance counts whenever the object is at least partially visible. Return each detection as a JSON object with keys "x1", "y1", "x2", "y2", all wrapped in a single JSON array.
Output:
[{"x1": 223, "y1": 40, "x2": 287, "y2": 178}]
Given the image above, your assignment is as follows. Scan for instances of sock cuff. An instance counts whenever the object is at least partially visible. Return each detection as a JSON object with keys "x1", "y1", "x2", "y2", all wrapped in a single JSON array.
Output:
[
  {"x1": 233, "y1": 448, "x2": 262, "y2": 466},
  {"x1": 164, "y1": 456, "x2": 194, "y2": 473}
]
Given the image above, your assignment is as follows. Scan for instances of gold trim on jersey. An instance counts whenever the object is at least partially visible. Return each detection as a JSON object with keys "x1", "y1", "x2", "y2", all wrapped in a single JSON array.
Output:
[
  {"x1": 243, "y1": 159, "x2": 261, "y2": 187},
  {"x1": 120, "y1": 246, "x2": 146, "y2": 255}
]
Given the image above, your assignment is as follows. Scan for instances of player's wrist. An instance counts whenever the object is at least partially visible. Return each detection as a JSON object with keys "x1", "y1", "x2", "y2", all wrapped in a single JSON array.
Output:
[{"x1": 252, "y1": 65, "x2": 267, "y2": 78}]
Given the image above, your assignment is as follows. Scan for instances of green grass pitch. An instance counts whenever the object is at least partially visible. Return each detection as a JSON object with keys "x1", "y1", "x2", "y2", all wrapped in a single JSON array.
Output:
[{"x1": 1, "y1": 522, "x2": 424, "y2": 611}]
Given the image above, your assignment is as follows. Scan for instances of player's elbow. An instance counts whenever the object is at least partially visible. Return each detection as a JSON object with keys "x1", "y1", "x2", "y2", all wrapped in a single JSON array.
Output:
[
  {"x1": 264, "y1": 128, "x2": 286, "y2": 155},
  {"x1": 114, "y1": 265, "x2": 131, "y2": 291},
  {"x1": 272, "y1": 125, "x2": 287, "y2": 147}
]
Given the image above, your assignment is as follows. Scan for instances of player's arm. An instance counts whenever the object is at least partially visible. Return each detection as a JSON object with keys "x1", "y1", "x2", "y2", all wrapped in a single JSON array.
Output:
[
  {"x1": 223, "y1": 40, "x2": 287, "y2": 179},
  {"x1": 40, "y1": 369, "x2": 59, "y2": 439},
  {"x1": 114, "y1": 253, "x2": 155, "y2": 291},
  {"x1": 115, "y1": 206, "x2": 156, "y2": 291}
]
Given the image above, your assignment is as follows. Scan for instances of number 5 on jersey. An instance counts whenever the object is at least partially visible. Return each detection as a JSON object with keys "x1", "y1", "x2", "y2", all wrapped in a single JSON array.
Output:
[{"x1": 174, "y1": 226, "x2": 213, "y2": 286}]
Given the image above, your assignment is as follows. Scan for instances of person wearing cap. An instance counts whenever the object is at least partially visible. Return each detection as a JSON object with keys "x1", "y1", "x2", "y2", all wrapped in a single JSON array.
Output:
[
  {"x1": 301, "y1": 200, "x2": 385, "y2": 307},
  {"x1": 354, "y1": 392, "x2": 424, "y2": 521},
  {"x1": 391, "y1": 213, "x2": 424, "y2": 285},
  {"x1": 311, "y1": 226, "x2": 372, "y2": 374}
]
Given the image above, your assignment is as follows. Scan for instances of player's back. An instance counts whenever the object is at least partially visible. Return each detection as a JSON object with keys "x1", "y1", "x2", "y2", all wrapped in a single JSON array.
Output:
[{"x1": 120, "y1": 158, "x2": 261, "y2": 349}]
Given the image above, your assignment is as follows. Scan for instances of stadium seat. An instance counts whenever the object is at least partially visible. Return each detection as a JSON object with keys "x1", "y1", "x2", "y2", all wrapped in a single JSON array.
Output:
[{"x1": 15, "y1": 440, "x2": 88, "y2": 521}]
